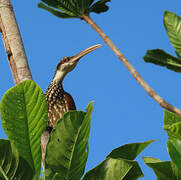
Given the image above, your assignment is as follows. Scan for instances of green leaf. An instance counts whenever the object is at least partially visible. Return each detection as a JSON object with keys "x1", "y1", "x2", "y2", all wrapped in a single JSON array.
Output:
[
  {"x1": 143, "y1": 49, "x2": 181, "y2": 72},
  {"x1": 164, "y1": 11, "x2": 181, "y2": 54},
  {"x1": 45, "y1": 102, "x2": 93, "y2": 180},
  {"x1": 38, "y1": 0, "x2": 111, "y2": 18},
  {"x1": 164, "y1": 111, "x2": 181, "y2": 172},
  {"x1": 76, "y1": 0, "x2": 85, "y2": 13},
  {"x1": 0, "y1": 139, "x2": 34, "y2": 180},
  {"x1": 164, "y1": 110, "x2": 181, "y2": 126},
  {"x1": 107, "y1": 140, "x2": 155, "y2": 160},
  {"x1": 40, "y1": 0, "x2": 75, "y2": 16},
  {"x1": 164, "y1": 110, "x2": 181, "y2": 139},
  {"x1": 0, "y1": 80, "x2": 48, "y2": 176},
  {"x1": 83, "y1": 141, "x2": 154, "y2": 180},
  {"x1": 89, "y1": 0, "x2": 110, "y2": 14},
  {"x1": 167, "y1": 139, "x2": 181, "y2": 170},
  {"x1": 164, "y1": 121, "x2": 181, "y2": 140},
  {"x1": 84, "y1": 0, "x2": 95, "y2": 11},
  {"x1": 38, "y1": 0, "x2": 82, "y2": 18},
  {"x1": 143, "y1": 157, "x2": 181, "y2": 180},
  {"x1": 38, "y1": 3, "x2": 77, "y2": 18},
  {"x1": 82, "y1": 158, "x2": 143, "y2": 180}
]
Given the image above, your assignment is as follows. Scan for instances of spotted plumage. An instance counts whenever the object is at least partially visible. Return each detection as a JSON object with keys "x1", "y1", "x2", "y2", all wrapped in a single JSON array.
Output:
[
  {"x1": 45, "y1": 81, "x2": 76, "y2": 128},
  {"x1": 41, "y1": 44, "x2": 101, "y2": 167}
]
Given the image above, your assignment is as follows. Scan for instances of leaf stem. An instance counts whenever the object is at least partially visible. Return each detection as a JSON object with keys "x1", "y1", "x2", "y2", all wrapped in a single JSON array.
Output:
[
  {"x1": 0, "y1": 167, "x2": 9, "y2": 180},
  {"x1": 82, "y1": 14, "x2": 181, "y2": 117},
  {"x1": 0, "y1": 0, "x2": 32, "y2": 84}
]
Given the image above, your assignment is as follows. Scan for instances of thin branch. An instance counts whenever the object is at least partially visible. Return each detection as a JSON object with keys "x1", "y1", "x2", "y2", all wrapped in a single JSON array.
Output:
[
  {"x1": 82, "y1": 14, "x2": 181, "y2": 116},
  {"x1": 0, "y1": 0, "x2": 32, "y2": 84}
]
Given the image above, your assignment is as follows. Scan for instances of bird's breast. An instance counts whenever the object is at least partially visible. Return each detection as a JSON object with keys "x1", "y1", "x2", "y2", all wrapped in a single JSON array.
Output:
[{"x1": 46, "y1": 82, "x2": 76, "y2": 128}]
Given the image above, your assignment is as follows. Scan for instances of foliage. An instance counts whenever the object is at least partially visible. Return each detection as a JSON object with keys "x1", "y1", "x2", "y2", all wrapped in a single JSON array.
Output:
[
  {"x1": 0, "y1": 80, "x2": 153, "y2": 179},
  {"x1": 143, "y1": 11, "x2": 181, "y2": 72},
  {"x1": 0, "y1": 80, "x2": 48, "y2": 177},
  {"x1": 0, "y1": 139, "x2": 35, "y2": 180},
  {"x1": 38, "y1": 0, "x2": 110, "y2": 19},
  {"x1": 141, "y1": 111, "x2": 181, "y2": 179},
  {"x1": 45, "y1": 103, "x2": 93, "y2": 180},
  {"x1": 83, "y1": 141, "x2": 154, "y2": 180},
  {"x1": 143, "y1": 49, "x2": 181, "y2": 72},
  {"x1": 1, "y1": 0, "x2": 181, "y2": 179},
  {"x1": 164, "y1": 110, "x2": 181, "y2": 171},
  {"x1": 143, "y1": 157, "x2": 181, "y2": 180}
]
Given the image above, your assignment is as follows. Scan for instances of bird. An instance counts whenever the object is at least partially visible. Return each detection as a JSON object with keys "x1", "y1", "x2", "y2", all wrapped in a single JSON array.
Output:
[{"x1": 41, "y1": 44, "x2": 101, "y2": 166}]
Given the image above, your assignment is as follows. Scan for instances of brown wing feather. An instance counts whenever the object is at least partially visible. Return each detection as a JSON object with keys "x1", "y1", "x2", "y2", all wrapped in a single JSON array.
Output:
[
  {"x1": 63, "y1": 92, "x2": 76, "y2": 111},
  {"x1": 47, "y1": 91, "x2": 76, "y2": 128}
]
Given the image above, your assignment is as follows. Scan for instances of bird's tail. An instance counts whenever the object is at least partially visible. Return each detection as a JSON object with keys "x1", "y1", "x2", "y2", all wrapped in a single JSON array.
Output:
[{"x1": 41, "y1": 126, "x2": 52, "y2": 168}]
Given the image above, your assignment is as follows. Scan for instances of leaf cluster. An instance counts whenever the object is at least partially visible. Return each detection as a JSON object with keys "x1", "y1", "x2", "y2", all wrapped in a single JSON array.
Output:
[
  {"x1": 38, "y1": 0, "x2": 110, "y2": 19},
  {"x1": 143, "y1": 11, "x2": 181, "y2": 72},
  {"x1": 0, "y1": 139, "x2": 34, "y2": 180},
  {"x1": 135, "y1": 111, "x2": 181, "y2": 180},
  {"x1": 1, "y1": 1, "x2": 181, "y2": 179},
  {"x1": 0, "y1": 80, "x2": 154, "y2": 179}
]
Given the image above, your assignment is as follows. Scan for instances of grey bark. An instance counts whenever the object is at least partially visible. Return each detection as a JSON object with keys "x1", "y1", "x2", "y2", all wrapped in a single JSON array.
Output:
[{"x1": 0, "y1": 0, "x2": 32, "y2": 84}]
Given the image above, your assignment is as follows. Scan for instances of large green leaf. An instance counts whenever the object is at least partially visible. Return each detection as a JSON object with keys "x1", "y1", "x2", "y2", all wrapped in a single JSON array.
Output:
[
  {"x1": 164, "y1": 110, "x2": 181, "y2": 171},
  {"x1": 143, "y1": 157, "x2": 181, "y2": 180},
  {"x1": 45, "y1": 102, "x2": 93, "y2": 180},
  {"x1": 107, "y1": 140, "x2": 155, "y2": 160},
  {"x1": 82, "y1": 141, "x2": 154, "y2": 180},
  {"x1": 38, "y1": 3, "x2": 78, "y2": 19},
  {"x1": 38, "y1": 0, "x2": 111, "y2": 18},
  {"x1": 164, "y1": 11, "x2": 181, "y2": 54},
  {"x1": 40, "y1": 0, "x2": 76, "y2": 16},
  {"x1": 82, "y1": 158, "x2": 143, "y2": 180},
  {"x1": 0, "y1": 139, "x2": 34, "y2": 180},
  {"x1": 143, "y1": 49, "x2": 181, "y2": 72},
  {"x1": 0, "y1": 80, "x2": 48, "y2": 176},
  {"x1": 164, "y1": 110, "x2": 181, "y2": 126},
  {"x1": 167, "y1": 139, "x2": 181, "y2": 170},
  {"x1": 164, "y1": 110, "x2": 181, "y2": 139},
  {"x1": 164, "y1": 121, "x2": 181, "y2": 140}
]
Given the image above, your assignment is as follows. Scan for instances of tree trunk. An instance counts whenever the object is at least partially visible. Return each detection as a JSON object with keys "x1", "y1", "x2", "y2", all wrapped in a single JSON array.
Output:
[{"x1": 0, "y1": 0, "x2": 32, "y2": 84}]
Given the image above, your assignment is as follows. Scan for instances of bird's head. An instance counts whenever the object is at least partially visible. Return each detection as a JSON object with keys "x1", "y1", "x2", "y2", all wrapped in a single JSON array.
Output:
[{"x1": 53, "y1": 44, "x2": 102, "y2": 83}]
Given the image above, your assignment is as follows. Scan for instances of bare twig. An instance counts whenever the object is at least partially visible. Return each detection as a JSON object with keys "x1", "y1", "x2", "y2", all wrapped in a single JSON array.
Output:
[
  {"x1": 0, "y1": 0, "x2": 32, "y2": 84},
  {"x1": 82, "y1": 14, "x2": 181, "y2": 116}
]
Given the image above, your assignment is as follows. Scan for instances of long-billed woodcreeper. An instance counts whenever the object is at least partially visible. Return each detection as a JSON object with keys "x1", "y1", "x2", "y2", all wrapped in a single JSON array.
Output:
[{"x1": 41, "y1": 44, "x2": 101, "y2": 165}]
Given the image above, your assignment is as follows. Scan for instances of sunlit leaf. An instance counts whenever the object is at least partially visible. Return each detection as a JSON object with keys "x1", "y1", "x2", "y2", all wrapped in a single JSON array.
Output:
[
  {"x1": 143, "y1": 157, "x2": 181, "y2": 180},
  {"x1": 167, "y1": 139, "x2": 181, "y2": 170},
  {"x1": 164, "y1": 11, "x2": 181, "y2": 54},
  {"x1": 45, "y1": 102, "x2": 93, "y2": 180},
  {"x1": 82, "y1": 158, "x2": 143, "y2": 180},
  {"x1": 82, "y1": 140, "x2": 154, "y2": 180},
  {"x1": 164, "y1": 110, "x2": 181, "y2": 139},
  {"x1": 0, "y1": 80, "x2": 48, "y2": 176},
  {"x1": 107, "y1": 140, "x2": 155, "y2": 160},
  {"x1": 38, "y1": 3, "x2": 77, "y2": 18}
]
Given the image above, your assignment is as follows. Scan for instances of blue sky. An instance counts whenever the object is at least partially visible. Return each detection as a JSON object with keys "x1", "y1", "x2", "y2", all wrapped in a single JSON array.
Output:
[{"x1": 0, "y1": 0, "x2": 181, "y2": 179}]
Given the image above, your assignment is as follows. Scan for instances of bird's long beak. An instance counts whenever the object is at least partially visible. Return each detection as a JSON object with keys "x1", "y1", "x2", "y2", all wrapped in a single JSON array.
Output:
[{"x1": 71, "y1": 44, "x2": 102, "y2": 63}]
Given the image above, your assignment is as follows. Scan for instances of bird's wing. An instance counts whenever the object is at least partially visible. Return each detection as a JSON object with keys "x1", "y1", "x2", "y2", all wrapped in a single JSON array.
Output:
[{"x1": 63, "y1": 92, "x2": 76, "y2": 111}]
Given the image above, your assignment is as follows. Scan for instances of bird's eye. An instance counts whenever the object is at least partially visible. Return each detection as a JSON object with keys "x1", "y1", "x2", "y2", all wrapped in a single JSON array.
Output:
[{"x1": 61, "y1": 57, "x2": 70, "y2": 63}]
